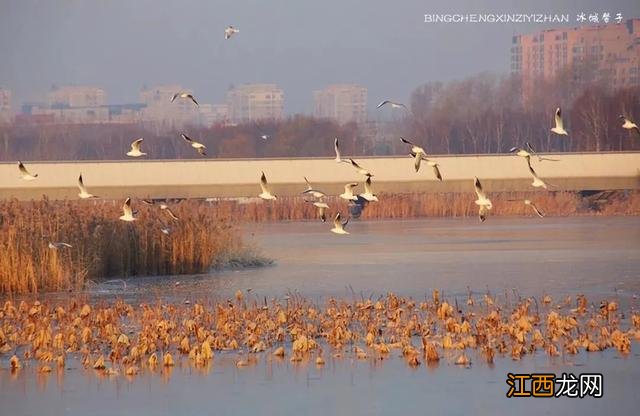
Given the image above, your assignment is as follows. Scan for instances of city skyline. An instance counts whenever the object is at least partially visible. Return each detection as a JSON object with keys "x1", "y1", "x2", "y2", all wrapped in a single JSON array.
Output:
[{"x1": 1, "y1": 0, "x2": 639, "y2": 114}]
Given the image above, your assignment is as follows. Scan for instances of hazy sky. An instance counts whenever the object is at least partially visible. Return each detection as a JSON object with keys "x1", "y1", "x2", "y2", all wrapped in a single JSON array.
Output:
[{"x1": 1, "y1": 0, "x2": 639, "y2": 113}]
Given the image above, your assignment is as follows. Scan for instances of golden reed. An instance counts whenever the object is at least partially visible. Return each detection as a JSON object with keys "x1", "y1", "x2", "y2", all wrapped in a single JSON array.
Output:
[
  {"x1": 0, "y1": 190, "x2": 637, "y2": 294},
  {"x1": 0, "y1": 199, "x2": 244, "y2": 294}
]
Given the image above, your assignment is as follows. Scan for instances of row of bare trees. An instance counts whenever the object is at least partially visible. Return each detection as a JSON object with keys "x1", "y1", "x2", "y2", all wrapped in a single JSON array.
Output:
[
  {"x1": 404, "y1": 70, "x2": 640, "y2": 154},
  {"x1": 1, "y1": 71, "x2": 639, "y2": 161},
  {"x1": 0, "y1": 116, "x2": 360, "y2": 161}
]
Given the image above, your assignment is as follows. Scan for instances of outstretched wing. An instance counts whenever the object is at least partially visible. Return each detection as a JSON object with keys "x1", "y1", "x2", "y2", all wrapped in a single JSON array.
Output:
[
  {"x1": 122, "y1": 198, "x2": 133, "y2": 216},
  {"x1": 131, "y1": 138, "x2": 143, "y2": 151},
  {"x1": 554, "y1": 107, "x2": 564, "y2": 130},
  {"x1": 334, "y1": 138, "x2": 341, "y2": 161},
  {"x1": 432, "y1": 163, "x2": 442, "y2": 181},
  {"x1": 260, "y1": 172, "x2": 271, "y2": 194},
  {"x1": 529, "y1": 202, "x2": 545, "y2": 218}
]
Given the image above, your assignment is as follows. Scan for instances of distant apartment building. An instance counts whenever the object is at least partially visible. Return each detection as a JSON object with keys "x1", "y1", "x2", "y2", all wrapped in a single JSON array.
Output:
[
  {"x1": 0, "y1": 88, "x2": 12, "y2": 123},
  {"x1": 47, "y1": 85, "x2": 106, "y2": 108},
  {"x1": 313, "y1": 84, "x2": 367, "y2": 124},
  {"x1": 22, "y1": 85, "x2": 111, "y2": 123},
  {"x1": 511, "y1": 18, "x2": 640, "y2": 97},
  {"x1": 226, "y1": 84, "x2": 284, "y2": 123},
  {"x1": 198, "y1": 103, "x2": 229, "y2": 127},
  {"x1": 139, "y1": 84, "x2": 200, "y2": 129}
]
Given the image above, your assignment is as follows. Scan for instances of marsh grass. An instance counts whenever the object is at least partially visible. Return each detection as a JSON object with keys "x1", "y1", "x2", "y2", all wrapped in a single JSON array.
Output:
[
  {"x1": 0, "y1": 199, "x2": 253, "y2": 294},
  {"x1": 1, "y1": 190, "x2": 637, "y2": 294},
  {"x1": 208, "y1": 190, "x2": 640, "y2": 221}
]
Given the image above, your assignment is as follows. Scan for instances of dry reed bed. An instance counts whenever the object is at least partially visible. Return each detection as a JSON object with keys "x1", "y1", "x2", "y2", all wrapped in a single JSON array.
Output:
[
  {"x1": 0, "y1": 200, "x2": 246, "y2": 295},
  {"x1": 208, "y1": 190, "x2": 640, "y2": 222},
  {"x1": 0, "y1": 292, "x2": 638, "y2": 377}
]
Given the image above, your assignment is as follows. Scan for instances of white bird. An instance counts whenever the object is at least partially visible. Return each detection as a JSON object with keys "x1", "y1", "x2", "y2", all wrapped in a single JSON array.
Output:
[
  {"x1": 348, "y1": 159, "x2": 373, "y2": 177},
  {"x1": 77, "y1": 174, "x2": 97, "y2": 199},
  {"x1": 525, "y1": 199, "x2": 545, "y2": 218},
  {"x1": 334, "y1": 137, "x2": 348, "y2": 163},
  {"x1": 170, "y1": 92, "x2": 199, "y2": 106},
  {"x1": 359, "y1": 176, "x2": 378, "y2": 202},
  {"x1": 126, "y1": 138, "x2": 147, "y2": 157},
  {"x1": 259, "y1": 172, "x2": 277, "y2": 200},
  {"x1": 339, "y1": 182, "x2": 359, "y2": 201},
  {"x1": 620, "y1": 115, "x2": 640, "y2": 135},
  {"x1": 302, "y1": 177, "x2": 326, "y2": 199},
  {"x1": 473, "y1": 177, "x2": 493, "y2": 222},
  {"x1": 551, "y1": 107, "x2": 568, "y2": 136},
  {"x1": 160, "y1": 223, "x2": 172, "y2": 235},
  {"x1": 377, "y1": 100, "x2": 408, "y2": 110},
  {"x1": 119, "y1": 198, "x2": 136, "y2": 222},
  {"x1": 181, "y1": 133, "x2": 207, "y2": 156},
  {"x1": 330, "y1": 213, "x2": 349, "y2": 235},
  {"x1": 260, "y1": 134, "x2": 270, "y2": 140},
  {"x1": 18, "y1": 161, "x2": 37, "y2": 181},
  {"x1": 401, "y1": 137, "x2": 427, "y2": 172},
  {"x1": 161, "y1": 206, "x2": 179, "y2": 221},
  {"x1": 306, "y1": 200, "x2": 329, "y2": 222},
  {"x1": 48, "y1": 242, "x2": 72, "y2": 250},
  {"x1": 225, "y1": 25, "x2": 239, "y2": 39},
  {"x1": 527, "y1": 160, "x2": 549, "y2": 189},
  {"x1": 510, "y1": 142, "x2": 559, "y2": 162}
]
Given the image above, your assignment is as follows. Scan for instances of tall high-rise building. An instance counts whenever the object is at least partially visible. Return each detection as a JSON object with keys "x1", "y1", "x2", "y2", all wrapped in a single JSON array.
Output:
[
  {"x1": 313, "y1": 84, "x2": 367, "y2": 124},
  {"x1": 226, "y1": 84, "x2": 284, "y2": 123},
  {"x1": 512, "y1": 18, "x2": 640, "y2": 98},
  {"x1": 0, "y1": 88, "x2": 12, "y2": 123}
]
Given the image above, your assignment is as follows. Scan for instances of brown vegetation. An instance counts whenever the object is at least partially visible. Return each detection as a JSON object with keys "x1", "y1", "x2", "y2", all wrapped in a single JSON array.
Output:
[
  {"x1": 1, "y1": 190, "x2": 637, "y2": 294},
  {"x1": 0, "y1": 199, "x2": 261, "y2": 295},
  {"x1": 206, "y1": 190, "x2": 640, "y2": 222},
  {"x1": 0, "y1": 292, "x2": 637, "y2": 378}
]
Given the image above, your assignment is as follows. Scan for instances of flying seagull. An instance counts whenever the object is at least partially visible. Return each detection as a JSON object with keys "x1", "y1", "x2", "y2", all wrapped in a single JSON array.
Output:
[
  {"x1": 473, "y1": 177, "x2": 492, "y2": 222},
  {"x1": 48, "y1": 242, "x2": 72, "y2": 250},
  {"x1": 162, "y1": 206, "x2": 180, "y2": 221},
  {"x1": 525, "y1": 200, "x2": 545, "y2": 218},
  {"x1": 259, "y1": 172, "x2": 277, "y2": 200},
  {"x1": 508, "y1": 198, "x2": 546, "y2": 218},
  {"x1": 306, "y1": 200, "x2": 329, "y2": 222},
  {"x1": 510, "y1": 142, "x2": 559, "y2": 162},
  {"x1": 401, "y1": 137, "x2": 427, "y2": 172},
  {"x1": 339, "y1": 182, "x2": 359, "y2": 201},
  {"x1": 302, "y1": 177, "x2": 326, "y2": 199},
  {"x1": 330, "y1": 213, "x2": 350, "y2": 235},
  {"x1": 126, "y1": 138, "x2": 146, "y2": 157},
  {"x1": 359, "y1": 176, "x2": 379, "y2": 202},
  {"x1": 119, "y1": 198, "x2": 136, "y2": 222},
  {"x1": 225, "y1": 25, "x2": 239, "y2": 39},
  {"x1": 77, "y1": 174, "x2": 97, "y2": 199},
  {"x1": 527, "y1": 159, "x2": 549, "y2": 189},
  {"x1": 181, "y1": 133, "x2": 207, "y2": 156},
  {"x1": 551, "y1": 107, "x2": 568, "y2": 136},
  {"x1": 620, "y1": 115, "x2": 640, "y2": 135},
  {"x1": 348, "y1": 159, "x2": 373, "y2": 177},
  {"x1": 377, "y1": 100, "x2": 408, "y2": 111},
  {"x1": 18, "y1": 161, "x2": 37, "y2": 181},
  {"x1": 171, "y1": 92, "x2": 199, "y2": 107}
]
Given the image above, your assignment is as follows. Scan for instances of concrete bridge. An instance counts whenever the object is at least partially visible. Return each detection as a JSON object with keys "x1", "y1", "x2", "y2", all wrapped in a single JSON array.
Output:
[{"x1": 1, "y1": 152, "x2": 639, "y2": 200}]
